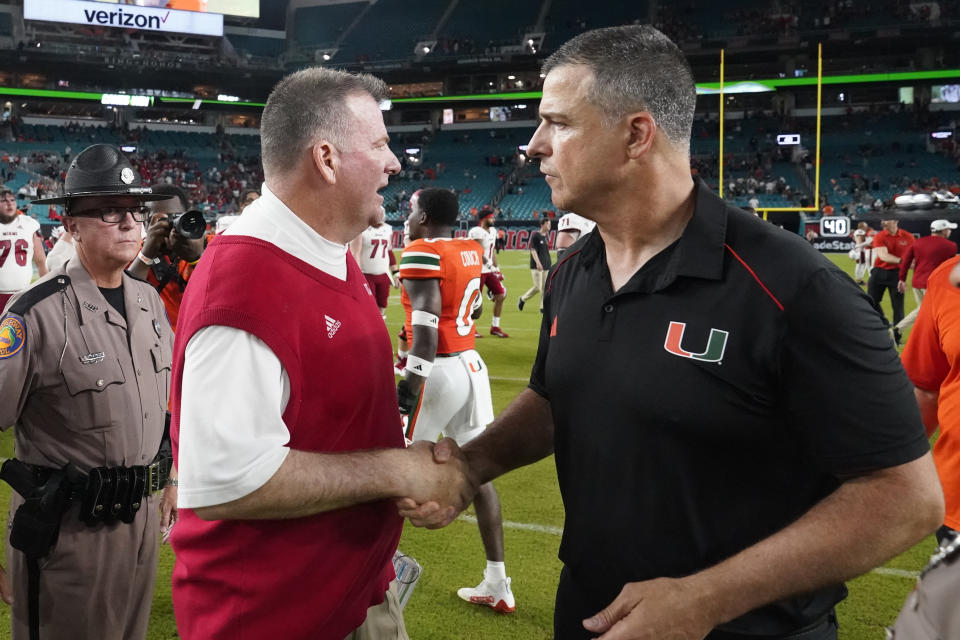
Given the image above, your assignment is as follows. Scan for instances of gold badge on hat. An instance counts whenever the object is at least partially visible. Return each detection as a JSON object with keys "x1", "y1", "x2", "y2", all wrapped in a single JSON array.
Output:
[{"x1": 120, "y1": 168, "x2": 135, "y2": 185}]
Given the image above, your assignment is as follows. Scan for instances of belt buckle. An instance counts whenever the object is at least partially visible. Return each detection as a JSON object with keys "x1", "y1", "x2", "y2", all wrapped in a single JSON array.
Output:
[{"x1": 147, "y1": 458, "x2": 170, "y2": 493}]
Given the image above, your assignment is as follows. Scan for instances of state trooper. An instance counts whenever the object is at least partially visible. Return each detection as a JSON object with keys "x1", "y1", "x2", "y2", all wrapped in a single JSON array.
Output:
[{"x1": 0, "y1": 144, "x2": 176, "y2": 640}]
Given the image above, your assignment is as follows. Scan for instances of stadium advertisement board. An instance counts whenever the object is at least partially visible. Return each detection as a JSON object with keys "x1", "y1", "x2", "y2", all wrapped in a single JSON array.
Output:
[
  {"x1": 24, "y1": 0, "x2": 224, "y2": 36},
  {"x1": 96, "y1": 0, "x2": 259, "y2": 19},
  {"x1": 810, "y1": 237, "x2": 856, "y2": 253}
]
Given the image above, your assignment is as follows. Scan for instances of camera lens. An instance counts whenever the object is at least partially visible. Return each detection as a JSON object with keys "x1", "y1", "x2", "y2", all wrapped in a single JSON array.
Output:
[{"x1": 173, "y1": 210, "x2": 206, "y2": 239}]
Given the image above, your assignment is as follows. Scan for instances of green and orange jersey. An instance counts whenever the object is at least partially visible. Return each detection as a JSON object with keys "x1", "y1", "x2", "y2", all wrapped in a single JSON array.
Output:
[{"x1": 399, "y1": 238, "x2": 482, "y2": 355}]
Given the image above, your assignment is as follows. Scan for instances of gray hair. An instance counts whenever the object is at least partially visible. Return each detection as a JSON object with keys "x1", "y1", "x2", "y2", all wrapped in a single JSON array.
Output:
[
  {"x1": 260, "y1": 67, "x2": 388, "y2": 177},
  {"x1": 543, "y1": 25, "x2": 696, "y2": 152}
]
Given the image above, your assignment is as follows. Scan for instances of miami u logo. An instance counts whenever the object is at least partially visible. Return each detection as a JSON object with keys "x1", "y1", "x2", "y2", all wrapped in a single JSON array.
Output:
[{"x1": 663, "y1": 321, "x2": 728, "y2": 364}]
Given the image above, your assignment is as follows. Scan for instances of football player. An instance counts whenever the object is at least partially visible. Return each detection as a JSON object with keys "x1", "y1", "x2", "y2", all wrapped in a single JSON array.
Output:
[
  {"x1": 555, "y1": 212, "x2": 596, "y2": 259},
  {"x1": 468, "y1": 212, "x2": 509, "y2": 337},
  {"x1": 0, "y1": 187, "x2": 48, "y2": 311},
  {"x1": 397, "y1": 188, "x2": 515, "y2": 614},
  {"x1": 350, "y1": 220, "x2": 397, "y2": 320}
]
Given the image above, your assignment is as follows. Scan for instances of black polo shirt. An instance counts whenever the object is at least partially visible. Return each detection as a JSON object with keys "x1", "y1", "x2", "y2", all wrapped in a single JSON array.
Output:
[
  {"x1": 529, "y1": 231, "x2": 552, "y2": 270},
  {"x1": 530, "y1": 180, "x2": 929, "y2": 636}
]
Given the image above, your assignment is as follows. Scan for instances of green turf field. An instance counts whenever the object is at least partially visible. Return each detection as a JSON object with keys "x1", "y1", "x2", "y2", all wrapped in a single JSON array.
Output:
[{"x1": 0, "y1": 249, "x2": 936, "y2": 639}]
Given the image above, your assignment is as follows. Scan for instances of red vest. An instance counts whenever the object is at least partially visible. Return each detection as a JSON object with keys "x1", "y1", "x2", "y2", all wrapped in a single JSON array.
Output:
[{"x1": 170, "y1": 236, "x2": 404, "y2": 640}]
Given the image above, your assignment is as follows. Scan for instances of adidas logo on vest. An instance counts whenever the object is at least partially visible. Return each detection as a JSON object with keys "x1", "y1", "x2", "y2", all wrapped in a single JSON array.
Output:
[{"x1": 325, "y1": 315, "x2": 341, "y2": 339}]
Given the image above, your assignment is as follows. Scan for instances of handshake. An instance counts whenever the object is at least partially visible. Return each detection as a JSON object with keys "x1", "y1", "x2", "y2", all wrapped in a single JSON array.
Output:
[{"x1": 394, "y1": 438, "x2": 477, "y2": 529}]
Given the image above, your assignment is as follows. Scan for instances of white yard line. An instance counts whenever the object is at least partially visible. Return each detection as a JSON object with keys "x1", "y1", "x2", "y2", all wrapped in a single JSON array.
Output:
[
  {"x1": 458, "y1": 514, "x2": 563, "y2": 536},
  {"x1": 455, "y1": 515, "x2": 921, "y2": 579},
  {"x1": 871, "y1": 567, "x2": 920, "y2": 579}
]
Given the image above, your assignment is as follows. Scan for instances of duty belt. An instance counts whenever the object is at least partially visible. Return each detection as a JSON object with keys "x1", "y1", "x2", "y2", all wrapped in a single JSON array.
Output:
[
  {"x1": 18, "y1": 456, "x2": 170, "y2": 495},
  {"x1": 0, "y1": 447, "x2": 170, "y2": 640},
  {"x1": 8, "y1": 451, "x2": 172, "y2": 526}
]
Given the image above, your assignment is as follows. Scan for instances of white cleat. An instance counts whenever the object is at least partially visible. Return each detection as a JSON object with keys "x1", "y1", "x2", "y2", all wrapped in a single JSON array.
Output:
[{"x1": 456, "y1": 577, "x2": 515, "y2": 614}]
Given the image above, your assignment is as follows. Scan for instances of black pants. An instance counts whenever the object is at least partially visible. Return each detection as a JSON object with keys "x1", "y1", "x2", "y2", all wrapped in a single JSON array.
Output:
[
  {"x1": 554, "y1": 566, "x2": 838, "y2": 640},
  {"x1": 867, "y1": 267, "x2": 905, "y2": 333}
]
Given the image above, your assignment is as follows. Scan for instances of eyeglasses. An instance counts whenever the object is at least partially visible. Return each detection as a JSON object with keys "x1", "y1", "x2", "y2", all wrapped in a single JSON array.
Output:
[{"x1": 70, "y1": 207, "x2": 151, "y2": 223}]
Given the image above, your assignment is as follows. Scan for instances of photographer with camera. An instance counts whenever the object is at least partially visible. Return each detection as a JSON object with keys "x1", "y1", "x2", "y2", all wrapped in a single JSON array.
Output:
[{"x1": 128, "y1": 184, "x2": 207, "y2": 332}]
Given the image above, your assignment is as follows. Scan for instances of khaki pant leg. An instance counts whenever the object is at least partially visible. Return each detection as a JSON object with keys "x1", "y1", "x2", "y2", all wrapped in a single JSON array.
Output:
[
  {"x1": 535, "y1": 269, "x2": 547, "y2": 309},
  {"x1": 122, "y1": 496, "x2": 160, "y2": 640},
  {"x1": 521, "y1": 269, "x2": 547, "y2": 303},
  {"x1": 343, "y1": 581, "x2": 409, "y2": 640},
  {"x1": 896, "y1": 288, "x2": 926, "y2": 332},
  {"x1": 913, "y1": 287, "x2": 926, "y2": 306},
  {"x1": 8, "y1": 495, "x2": 159, "y2": 640}
]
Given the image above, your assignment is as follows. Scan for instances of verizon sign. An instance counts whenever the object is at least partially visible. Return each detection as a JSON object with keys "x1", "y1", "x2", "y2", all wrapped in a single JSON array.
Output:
[{"x1": 24, "y1": 0, "x2": 224, "y2": 37}]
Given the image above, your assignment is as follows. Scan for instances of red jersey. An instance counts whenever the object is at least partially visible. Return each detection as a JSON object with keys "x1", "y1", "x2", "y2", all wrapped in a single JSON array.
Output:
[
  {"x1": 898, "y1": 235, "x2": 958, "y2": 289},
  {"x1": 872, "y1": 228, "x2": 915, "y2": 271},
  {"x1": 399, "y1": 237, "x2": 482, "y2": 354}
]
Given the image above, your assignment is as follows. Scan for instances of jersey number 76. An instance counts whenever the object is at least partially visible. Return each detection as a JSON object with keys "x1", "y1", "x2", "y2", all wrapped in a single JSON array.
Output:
[{"x1": 0, "y1": 239, "x2": 28, "y2": 268}]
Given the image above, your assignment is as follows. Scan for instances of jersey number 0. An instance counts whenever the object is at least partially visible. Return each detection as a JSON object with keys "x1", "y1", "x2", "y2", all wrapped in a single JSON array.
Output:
[{"x1": 455, "y1": 277, "x2": 482, "y2": 336}]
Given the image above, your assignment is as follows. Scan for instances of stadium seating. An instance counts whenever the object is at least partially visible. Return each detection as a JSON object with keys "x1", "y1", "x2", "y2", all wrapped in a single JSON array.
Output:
[
  {"x1": 3, "y1": 109, "x2": 958, "y2": 222},
  {"x1": 498, "y1": 173, "x2": 553, "y2": 219},
  {"x1": 545, "y1": 0, "x2": 654, "y2": 50},
  {"x1": 293, "y1": 2, "x2": 368, "y2": 49},
  {"x1": 381, "y1": 127, "x2": 537, "y2": 221},
  {"x1": 440, "y1": 0, "x2": 542, "y2": 49},
  {"x1": 0, "y1": 12, "x2": 13, "y2": 37},
  {"x1": 228, "y1": 35, "x2": 285, "y2": 59},
  {"x1": 334, "y1": 0, "x2": 449, "y2": 63}
]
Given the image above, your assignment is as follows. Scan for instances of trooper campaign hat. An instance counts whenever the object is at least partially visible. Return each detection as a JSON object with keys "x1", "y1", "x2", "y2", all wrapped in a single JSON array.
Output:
[{"x1": 31, "y1": 144, "x2": 172, "y2": 206}]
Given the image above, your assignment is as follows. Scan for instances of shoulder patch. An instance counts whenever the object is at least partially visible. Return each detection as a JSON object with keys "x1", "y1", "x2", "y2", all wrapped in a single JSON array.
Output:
[
  {"x1": 0, "y1": 315, "x2": 27, "y2": 359},
  {"x1": 8, "y1": 275, "x2": 70, "y2": 316}
]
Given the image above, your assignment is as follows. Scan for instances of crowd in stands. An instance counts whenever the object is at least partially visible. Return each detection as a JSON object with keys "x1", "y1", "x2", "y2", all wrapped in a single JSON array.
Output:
[
  {"x1": 795, "y1": 0, "x2": 948, "y2": 30},
  {"x1": 652, "y1": 6, "x2": 706, "y2": 44},
  {"x1": 131, "y1": 151, "x2": 264, "y2": 215},
  {"x1": 685, "y1": 101, "x2": 960, "y2": 214},
  {"x1": 699, "y1": 0, "x2": 947, "y2": 40},
  {"x1": 3, "y1": 100, "x2": 959, "y2": 229},
  {"x1": 2, "y1": 146, "x2": 264, "y2": 219},
  {"x1": 433, "y1": 37, "x2": 518, "y2": 57}
]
